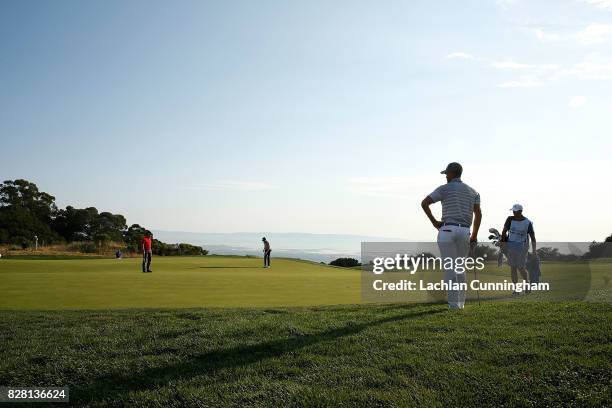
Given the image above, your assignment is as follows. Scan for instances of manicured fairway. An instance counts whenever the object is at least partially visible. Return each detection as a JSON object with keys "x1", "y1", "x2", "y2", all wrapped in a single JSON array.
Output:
[
  {"x1": 0, "y1": 256, "x2": 361, "y2": 309},
  {"x1": 1, "y1": 257, "x2": 609, "y2": 309},
  {"x1": 1, "y1": 302, "x2": 610, "y2": 406}
]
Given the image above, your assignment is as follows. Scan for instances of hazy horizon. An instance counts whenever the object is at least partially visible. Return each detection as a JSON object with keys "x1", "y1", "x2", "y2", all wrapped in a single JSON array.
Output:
[
  {"x1": 152, "y1": 230, "x2": 402, "y2": 262},
  {"x1": 151, "y1": 230, "x2": 599, "y2": 262}
]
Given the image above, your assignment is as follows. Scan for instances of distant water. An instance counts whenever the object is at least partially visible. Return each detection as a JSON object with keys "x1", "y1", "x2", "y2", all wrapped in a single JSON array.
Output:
[{"x1": 151, "y1": 231, "x2": 404, "y2": 263}]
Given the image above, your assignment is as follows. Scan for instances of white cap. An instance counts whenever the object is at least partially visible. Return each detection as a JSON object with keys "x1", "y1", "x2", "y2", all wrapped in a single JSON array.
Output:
[{"x1": 510, "y1": 204, "x2": 523, "y2": 212}]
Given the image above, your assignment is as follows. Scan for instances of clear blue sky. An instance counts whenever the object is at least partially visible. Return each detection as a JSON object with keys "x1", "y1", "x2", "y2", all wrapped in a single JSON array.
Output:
[{"x1": 1, "y1": 0, "x2": 611, "y2": 241}]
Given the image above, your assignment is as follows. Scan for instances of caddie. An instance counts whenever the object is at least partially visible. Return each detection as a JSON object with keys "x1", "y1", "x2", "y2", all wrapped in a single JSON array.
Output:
[{"x1": 502, "y1": 204, "x2": 536, "y2": 295}]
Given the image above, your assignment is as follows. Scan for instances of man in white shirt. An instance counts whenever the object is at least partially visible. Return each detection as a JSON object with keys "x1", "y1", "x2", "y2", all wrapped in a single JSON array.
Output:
[
  {"x1": 421, "y1": 162, "x2": 482, "y2": 309},
  {"x1": 502, "y1": 204, "x2": 536, "y2": 294}
]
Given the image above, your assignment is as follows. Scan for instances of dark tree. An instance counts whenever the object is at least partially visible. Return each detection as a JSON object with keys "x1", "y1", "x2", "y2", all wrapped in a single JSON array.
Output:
[
  {"x1": 90, "y1": 212, "x2": 127, "y2": 243},
  {"x1": 0, "y1": 179, "x2": 60, "y2": 245},
  {"x1": 584, "y1": 234, "x2": 612, "y2": 259},
  {"x1": 0, "y1": 179, "x2": 208, "y2": 255},
  {"x1": 53, "y1": 206, "x2": 99, "y2": 241},
  {"x1": 0, "y1": 179, "x2": 57, "y2": 220},
  {"x1": 329, "y1": 258, "x2": 361, "y2": 268},
  {"x1": 124, "y1": 224, "x2": 147, "y2": 253}
]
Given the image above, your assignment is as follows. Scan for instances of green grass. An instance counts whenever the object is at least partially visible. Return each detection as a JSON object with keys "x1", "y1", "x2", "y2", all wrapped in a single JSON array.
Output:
[
  {"x1": 1, "y1": 257, "x2": 610, "y2": 406},
  {"x1": 0, "y1": 256, "x2": 361, "y2": 309},
  {"x1": 2, "y1": 257, "x2": 608, "y2": 310},
  {"x1": 2, "y1": 255, "x2": 108, "y2": 260},
  {"x1": 1, "y1": 302, "x2": 610, "y2": 407}
]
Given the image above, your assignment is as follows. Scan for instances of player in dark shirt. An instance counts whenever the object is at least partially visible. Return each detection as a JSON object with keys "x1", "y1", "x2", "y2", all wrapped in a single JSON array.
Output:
[{"x1": 262, "y1": 237, "x2": 271, "y2": 268}]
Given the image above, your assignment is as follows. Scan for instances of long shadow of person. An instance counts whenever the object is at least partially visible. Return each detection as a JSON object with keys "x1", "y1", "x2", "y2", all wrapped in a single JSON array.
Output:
[{"x1": 75, "y1": 305, "x2": 445, "y2": 403}]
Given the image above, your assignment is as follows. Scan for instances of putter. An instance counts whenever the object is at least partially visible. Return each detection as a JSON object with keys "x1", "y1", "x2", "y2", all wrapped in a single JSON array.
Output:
[
  {"x1": 474, "y1": 263, "x2": 480, "y2": 305},
  {"x1": 469, "y1": 241, "x2": 481, "y2": 305}
]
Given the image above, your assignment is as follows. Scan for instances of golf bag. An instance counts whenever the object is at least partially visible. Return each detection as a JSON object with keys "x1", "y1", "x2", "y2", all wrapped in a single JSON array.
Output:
[
  {"x1": 488, "y1": 228, "x2": 507, "y2": 266},
  {"x1": 490, "y1": 227, "x2": 541, "y2": 282},
  {"x1": 527, "y1": 253, "x2": 541, "y2": 283}
]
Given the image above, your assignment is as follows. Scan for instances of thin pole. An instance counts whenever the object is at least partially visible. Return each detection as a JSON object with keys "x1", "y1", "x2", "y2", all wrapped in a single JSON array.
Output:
[
  {"x1": 475, "y1": 267, "x2": 481, "y2": 305},
  {"x1": 470, "y1": 241, "x2": 480, "y2": 305}
]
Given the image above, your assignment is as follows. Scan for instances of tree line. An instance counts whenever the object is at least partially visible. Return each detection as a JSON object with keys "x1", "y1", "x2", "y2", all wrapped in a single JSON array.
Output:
[{"x1": 0, "y1": 179, "x2": 207, "y2": 256}]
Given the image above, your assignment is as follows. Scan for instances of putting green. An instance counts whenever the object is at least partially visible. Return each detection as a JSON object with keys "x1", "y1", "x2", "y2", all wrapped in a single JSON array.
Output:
[
  {"x1": 1, "y1": 257, "x2": 608, "y2": 309},
  {"x1": 0, "y1": 256, "x2": 361, "y2": 309}
]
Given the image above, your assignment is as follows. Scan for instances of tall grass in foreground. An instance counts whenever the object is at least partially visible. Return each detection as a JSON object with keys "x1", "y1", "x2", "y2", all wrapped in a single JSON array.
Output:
[{"x1": 1, "y1": 302, "x2": 610, "y2": 407}]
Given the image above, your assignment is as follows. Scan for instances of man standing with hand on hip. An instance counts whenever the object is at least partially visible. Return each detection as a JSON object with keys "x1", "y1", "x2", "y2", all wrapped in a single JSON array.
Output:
[{"x1": 421, "y1": 162, "x2": 482, "y2": 310}]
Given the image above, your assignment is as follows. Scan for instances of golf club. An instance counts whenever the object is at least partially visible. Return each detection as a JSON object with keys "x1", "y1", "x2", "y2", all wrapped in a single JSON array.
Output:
[
  {"x1": 489, "y1": 227, "x2": 505, "y2": 267},
  {"x1": 469, "y1": 241, "x2": 481, "y2": 305}
]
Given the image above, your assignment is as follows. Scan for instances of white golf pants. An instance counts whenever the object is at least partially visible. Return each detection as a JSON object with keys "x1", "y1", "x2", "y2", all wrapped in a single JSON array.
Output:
[{"x1": 437, "y1": 225, "x2": 470, "y2": 309}]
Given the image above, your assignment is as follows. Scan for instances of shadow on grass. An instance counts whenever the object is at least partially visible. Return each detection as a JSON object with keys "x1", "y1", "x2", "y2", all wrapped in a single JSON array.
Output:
[
  {"x1": 76, "y1": 305, "x2": 445, "y2": 403},
  {"x1": 196, "y1": 266, "x2": 262, "y2": 269}
]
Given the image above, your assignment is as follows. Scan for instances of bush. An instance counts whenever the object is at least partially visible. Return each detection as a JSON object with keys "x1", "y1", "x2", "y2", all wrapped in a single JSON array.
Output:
[
  {"x1": 151, "y1": 240, "x2": 208, "y2": 256},
  {"x1": 79, "y1": 242, "x2": 98, "y2": 253},
  {"x1": 329, "y1": 258, "x2": 361, "y2": 268}
]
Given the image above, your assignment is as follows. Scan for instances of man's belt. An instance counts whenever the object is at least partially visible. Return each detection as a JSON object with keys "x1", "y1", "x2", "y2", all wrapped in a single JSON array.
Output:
[{"x1": 442, "y1": 222, "x2": 470, "y2": 228}]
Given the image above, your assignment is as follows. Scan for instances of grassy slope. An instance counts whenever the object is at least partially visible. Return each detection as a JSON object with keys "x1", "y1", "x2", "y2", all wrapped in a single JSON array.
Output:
[{"x1": 1, "y1": 302, "x2": 610, "y2": 407}]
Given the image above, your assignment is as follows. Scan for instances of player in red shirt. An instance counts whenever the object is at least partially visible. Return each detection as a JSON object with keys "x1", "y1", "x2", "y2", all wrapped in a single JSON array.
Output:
[{"x1": 142, "y1": 231, "x2": 153, "y2": 273}]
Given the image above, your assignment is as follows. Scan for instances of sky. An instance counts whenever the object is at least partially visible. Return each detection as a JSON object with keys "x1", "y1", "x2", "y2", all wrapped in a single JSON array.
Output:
[{"x1": 1, "y1": 0, "x2": 611, "y2": 242}]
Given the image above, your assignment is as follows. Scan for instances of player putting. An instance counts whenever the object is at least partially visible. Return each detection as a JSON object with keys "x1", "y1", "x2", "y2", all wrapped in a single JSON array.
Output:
[
  {"x1": 501, "y1": 204, "x2": 536, "y2": 295},
  {"x1": 142, "y1": 231, "x2": 153, "y2": 273},
  {"x1": 262, "y1": 237, "x2": 271, "y2": 268},
  {"x1": 421, "y1": 162, "x2": 482, "y2": 310}
]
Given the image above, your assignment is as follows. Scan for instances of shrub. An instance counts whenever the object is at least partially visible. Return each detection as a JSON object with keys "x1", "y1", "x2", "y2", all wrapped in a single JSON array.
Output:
[
  {"x1": 74, "y1": 242, "x2": 97, "y2": 253},
  {"x1": 329, "y1": 258, "x2": 361, "y2": 268},
  {"x1": 151, "y1": 240, "x2": 208, "y2": 256}
]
